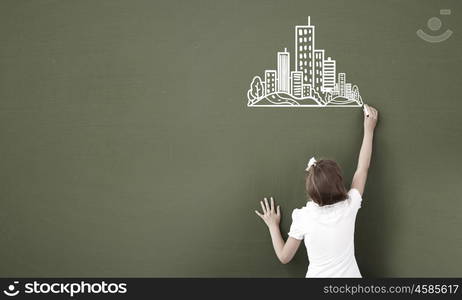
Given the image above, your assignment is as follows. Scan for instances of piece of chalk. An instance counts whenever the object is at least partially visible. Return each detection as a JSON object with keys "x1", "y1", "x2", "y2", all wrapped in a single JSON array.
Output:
[{"x1": 363, "y1": 104, "x2": 369, "y2": 117}]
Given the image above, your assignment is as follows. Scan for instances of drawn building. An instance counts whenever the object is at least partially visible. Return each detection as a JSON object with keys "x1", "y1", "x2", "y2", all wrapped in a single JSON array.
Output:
[
  {"x1": 295, "y1": 17, "x2": 315, "y2": 87},
  {"x1": 322, "y1": 57, "x2": 336, "y2": 92},
  {"x1": 291, "y1": 71, "x2": 303, "y2": 98},
  {"x1": 345, "y1": 83, "x2": 352, "y2": 99},
  {"x1": 333, "y1": 83, "x2": 339, "y2": 96},
  {"x1": 314, "y1": 49, "x2": 324, "y2": 92},
  {"x1": 277, "y1": 48, "x2": 290, "y2": 93},
  {"x1": 338, "y1": 73, "x2": 346, "y2": 97},
  {"x1": 265, "y1": 70, "x2": 276, "y2": 94},
  {"x1": 302, "y1": 84, "x2": 311, "y2": 97}
]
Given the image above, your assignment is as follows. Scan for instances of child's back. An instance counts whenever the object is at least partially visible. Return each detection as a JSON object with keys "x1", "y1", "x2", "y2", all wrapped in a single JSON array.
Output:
[{"x1": 289, "y1": 189, "x2": 362, "y2": 277}]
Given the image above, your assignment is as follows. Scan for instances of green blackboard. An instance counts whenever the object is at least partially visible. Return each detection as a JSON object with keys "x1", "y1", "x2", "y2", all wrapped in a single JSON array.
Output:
[{"x1": 0, "y1": 0, "x2": 461, "y2": 277}]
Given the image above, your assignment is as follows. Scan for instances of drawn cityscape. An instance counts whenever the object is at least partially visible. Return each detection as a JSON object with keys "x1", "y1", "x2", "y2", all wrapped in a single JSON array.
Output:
[{"x1": 247, "y1": 17, "x2": 363, "y2": 107}]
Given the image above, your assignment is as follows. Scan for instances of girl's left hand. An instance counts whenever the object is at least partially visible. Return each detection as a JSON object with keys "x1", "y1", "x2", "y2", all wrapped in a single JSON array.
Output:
[{"x1": 255, "y1": 197, "x2": 281, "y2": 228}]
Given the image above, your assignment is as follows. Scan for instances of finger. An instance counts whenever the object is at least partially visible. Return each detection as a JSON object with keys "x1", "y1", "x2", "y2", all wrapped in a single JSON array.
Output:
[
  {"x1": 264, "y1": 197, "x2": 270, "y2": 213},
  {"x1": 260, "y1": 201, "x2": 266, "y2": 214},
  {"x1": 372, "y1": 108, "x2": 378, "y2": 119},
  {"x1": 255, "y1": 210, "x2": 263, "y2": 218},
  {"x1": 277, "y1": 205, "x2": 281, "y2": 216},
  {"x1": 368, "y1": 107, "x2": 374, "y2": 118},
  {"x1": 270, "y1": 197, "x2": 275, "y2": 212}
]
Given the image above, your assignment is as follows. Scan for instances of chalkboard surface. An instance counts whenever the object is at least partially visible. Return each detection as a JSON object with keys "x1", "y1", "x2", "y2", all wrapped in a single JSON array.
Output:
[{"x1": 0, "y1": 0, "x2": 461, "y2": 277}]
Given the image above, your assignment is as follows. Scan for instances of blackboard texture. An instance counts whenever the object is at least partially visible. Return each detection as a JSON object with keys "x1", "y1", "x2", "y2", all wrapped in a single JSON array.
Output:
[{"x1": 1, "y1": 0, "x2": 461, "y2": 277}]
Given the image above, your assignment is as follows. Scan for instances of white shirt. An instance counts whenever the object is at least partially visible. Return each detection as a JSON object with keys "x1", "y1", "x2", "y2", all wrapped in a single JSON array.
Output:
[{"x1": 288, "y1": 189, "x2": 362, "y2": 278}]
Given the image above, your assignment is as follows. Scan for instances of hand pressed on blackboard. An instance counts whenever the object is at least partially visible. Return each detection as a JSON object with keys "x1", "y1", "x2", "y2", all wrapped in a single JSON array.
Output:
[
  {"x1": 352, "y1": 104, "x2": 379, "y2": 196},
  {"x1": 255, "y1": 197, "x2": 302, "y2": 264},
  {"x1": 255, "y1": 197, "x2": 280, "y2": 228}
]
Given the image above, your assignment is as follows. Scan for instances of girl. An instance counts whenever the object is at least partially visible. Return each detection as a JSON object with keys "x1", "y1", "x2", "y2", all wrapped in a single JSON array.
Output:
[{"x1": 255, "y1": 105, "x2": 378, "y2": 277}]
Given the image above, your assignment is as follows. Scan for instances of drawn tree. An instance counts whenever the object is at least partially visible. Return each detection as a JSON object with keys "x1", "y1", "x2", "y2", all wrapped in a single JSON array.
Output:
[
  {"x1": 352, "y1": 85, "x2": 362, "y2": 105},
  {"x1": 311, "y1": 88, "x2": 323, "y2": 104},
  {"x1": 325, "y1": 93, "x2": 332, "y2": 103},
  {"x1": 247, "y1": 76, "x2": 264, "y2": 105}
]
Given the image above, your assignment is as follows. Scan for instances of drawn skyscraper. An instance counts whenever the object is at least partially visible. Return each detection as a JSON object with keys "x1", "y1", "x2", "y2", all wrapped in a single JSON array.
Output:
[
  {"x1": 277, "y1": 48, "x2": 290, "y2": 93},
  {"x1": 322, "y1": 57, "x2": 336, "y2": 92},
  {"x1": 265, "y1": 70, "x2": 276, "y2": 94},
  {"x1": 314, "y1": 49, "x2": 324, "y2": 92},
  {"x1": 295, "y1": 17, "x2": 314, "y2": 88},
  {"x1": 338, "y1": 73, "x2": 346, "y2": 97},
  {"x1": 345, "y1": 83, "x2": 352, "y2": 99},
  {"x1": 290, "y1": 71, "x2": 303, "y2": 98}
]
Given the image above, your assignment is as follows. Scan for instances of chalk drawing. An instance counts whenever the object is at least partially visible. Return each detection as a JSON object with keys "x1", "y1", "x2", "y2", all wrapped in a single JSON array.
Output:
[{"x1": 247, "y1": 17, "x2": 363, "y2": 108}]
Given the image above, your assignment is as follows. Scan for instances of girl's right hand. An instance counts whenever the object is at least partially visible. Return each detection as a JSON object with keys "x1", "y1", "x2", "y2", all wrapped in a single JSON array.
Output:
[
  {"x1": 255, "y1": 197, "x2": 281, "y2": 229},
  {"x1": 364, "y1": 104, "x2": 378, "y2": 132}
]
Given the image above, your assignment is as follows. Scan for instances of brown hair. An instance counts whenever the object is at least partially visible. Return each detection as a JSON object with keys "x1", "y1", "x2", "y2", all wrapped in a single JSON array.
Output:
[{"x1": 305, "y1": 159, "x2": 348, "y2": 206}]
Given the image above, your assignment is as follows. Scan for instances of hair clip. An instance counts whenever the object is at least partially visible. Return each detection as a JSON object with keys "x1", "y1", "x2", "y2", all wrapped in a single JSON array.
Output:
[{"x1": 305, "y1": 157, "x2": 317, "y2": 171}]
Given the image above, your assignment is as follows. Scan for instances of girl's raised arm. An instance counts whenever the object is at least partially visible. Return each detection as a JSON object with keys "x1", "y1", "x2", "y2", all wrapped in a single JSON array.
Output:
[{"x1": 351, "y1": 104, "x2": 378, "y2": 196}]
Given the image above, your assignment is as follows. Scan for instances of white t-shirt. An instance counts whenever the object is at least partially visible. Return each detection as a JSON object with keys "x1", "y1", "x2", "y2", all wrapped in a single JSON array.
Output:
[{"x1": 288, "y1": 189, "x2": 362, "y2": 278}]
